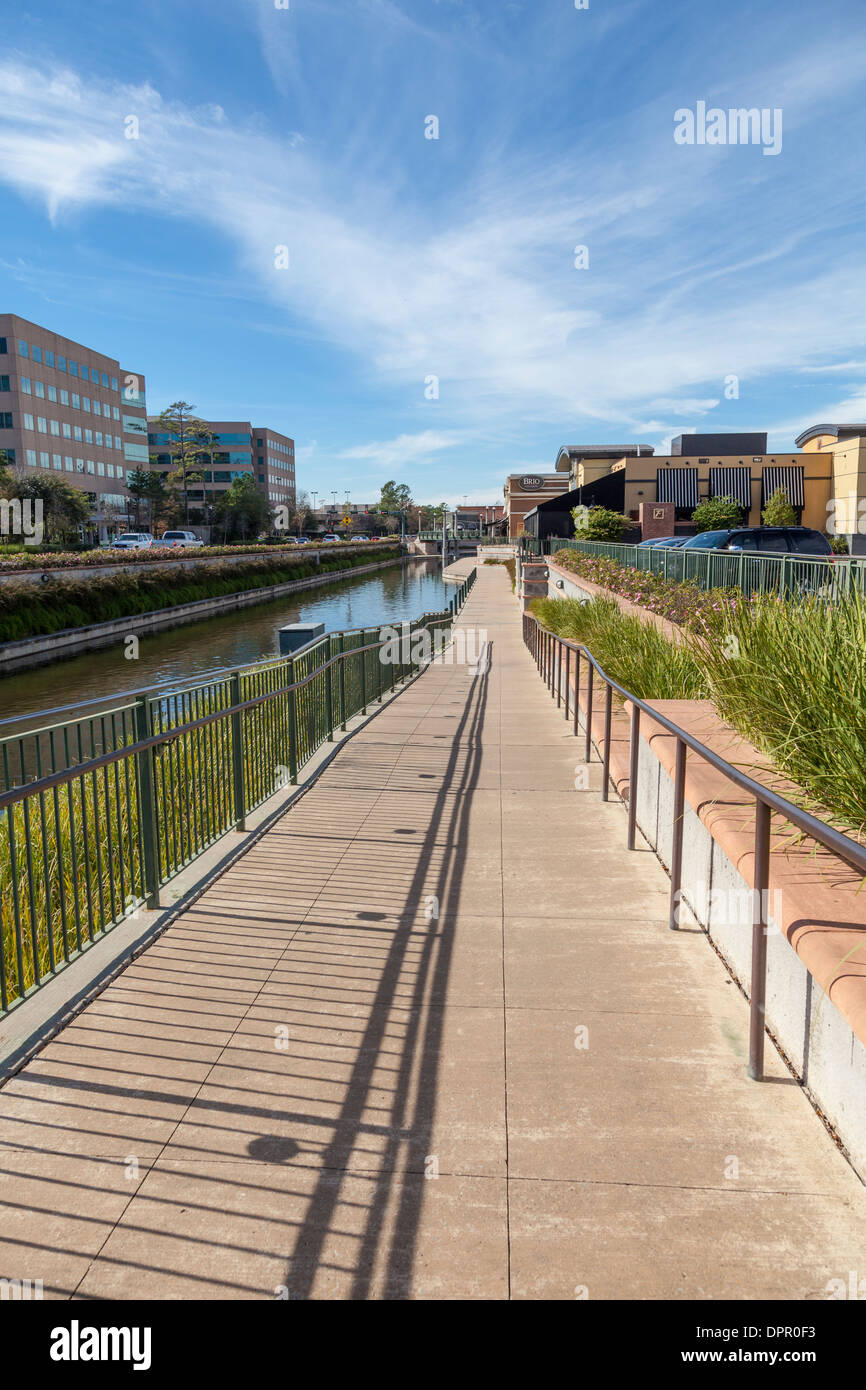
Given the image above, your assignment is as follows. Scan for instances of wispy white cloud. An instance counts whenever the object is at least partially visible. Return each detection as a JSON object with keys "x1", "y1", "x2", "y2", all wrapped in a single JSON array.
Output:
[
  {"x1": 1, "y1": 27, "x2": 866, "y2": 461},
  {"x1": 338, "y1": 430, "x2": 466, "y2": 473}
]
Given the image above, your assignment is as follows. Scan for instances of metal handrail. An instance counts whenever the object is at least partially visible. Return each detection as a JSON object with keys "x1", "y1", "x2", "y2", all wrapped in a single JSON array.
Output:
[
  {"x1": 522, "y1": 607, "x2": 866, "y2": 1082},
  {"x1": 520, "y1": 536, "x2": 866, "y2": 602},
  {"x1": 0, "y1": 568, "x2": 477, "y2": 1014}
]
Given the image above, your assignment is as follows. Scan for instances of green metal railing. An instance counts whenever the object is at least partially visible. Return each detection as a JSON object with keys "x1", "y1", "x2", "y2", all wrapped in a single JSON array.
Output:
[
  {"x1": 0, "y1": 568, "x2": 477, "y2": 1014},
  {"x1": 521, "y1": 537, "x2": 866, "y2": 600},
  {"x1": 523, "y1": 606, "x2": 866, "y2": 1081}
]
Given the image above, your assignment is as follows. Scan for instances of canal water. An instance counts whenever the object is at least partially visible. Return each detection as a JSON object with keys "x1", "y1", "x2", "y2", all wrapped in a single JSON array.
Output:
[{"x1": 0, "y1": 558, "x2": 448, "y2": 725}]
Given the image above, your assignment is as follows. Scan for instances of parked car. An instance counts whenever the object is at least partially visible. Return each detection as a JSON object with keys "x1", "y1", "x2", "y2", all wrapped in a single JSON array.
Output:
[
  {"x1": 680, "y1": 527, "x2": 832, "y2": 555},
  {"x1": 159, "y1": 530, "x2": 205, "y2": 548},
  {"x1": 351, "y1": 534, "x2": 370, "y2": 542},
  {"x1": 110, "y1": 532, "x2": 155, "y2": 550},
  {"x1": 321, "y1": 534, "x2": 342, "y2": 543},
  {"x1": 295, "y1": 536, "x2": 311, "y2": 545},
  {"x1": 637, "y1": 536, "x2": 685, "y2": 548}
]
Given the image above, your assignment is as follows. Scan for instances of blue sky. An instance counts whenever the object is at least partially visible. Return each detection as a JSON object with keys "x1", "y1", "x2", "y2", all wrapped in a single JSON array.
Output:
[{"x1": 1, "y1": 0, "x2": 865, "y2": 505}]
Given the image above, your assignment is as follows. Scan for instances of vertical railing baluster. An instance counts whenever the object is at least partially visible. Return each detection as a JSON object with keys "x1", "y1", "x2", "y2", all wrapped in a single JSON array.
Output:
[
  {"x1": 134, "y1": 698, "x2": 160, "y2": 909},
  {"x1": 339, "y1": 634, "x2": 347, "y2": 730},
  {"x1": 584, "y1": 661, "x2": 593, "y2": 763},
  {"x1": 573, "y1": 649, "x2": 580, "y2": 737},
  {"x1": 556, "y1": 637, "x2": 562, "y2": 708},
  {"x1": 287, "y1": 658, "x2": 299, "y2": 784},
  {"x1": 564, "y1": 646, "x2": 570, "y2": 722},
  {"x1": 749, "y1": 800, "x2": 772, "y2": 1081},
  {"x1": 668, "y1": 738, "x2": 686, "y2": 931},
  {"x1": 230, "y1": 674, "x2": 246, "y2": 830},
  {"x1": 627, "y1": 705, "x2": 641, "y2": 851},
  {"x1": 601, "y1": 681, "x2": 613, "y2": 801}
]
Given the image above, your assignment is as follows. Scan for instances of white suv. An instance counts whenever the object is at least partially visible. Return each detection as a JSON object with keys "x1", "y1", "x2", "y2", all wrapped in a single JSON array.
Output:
[
  {"x1": 160, "y1": 530, "x2": 205, "y2": 548},
  {"x1": 111, "y1": 533, "x2": 154, "y2": 550}
]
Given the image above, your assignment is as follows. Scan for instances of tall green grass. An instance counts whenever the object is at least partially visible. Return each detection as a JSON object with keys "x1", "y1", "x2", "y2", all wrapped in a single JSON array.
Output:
[
  {"x1": 533, "y1": 590, "x2": 866, "y2": 833},
  {"x1": 532, "y1": 596, "x2": 707, "y2": 701},
  {"x1": 692, "y1": 591, "x2": 866, "y2": 831}
]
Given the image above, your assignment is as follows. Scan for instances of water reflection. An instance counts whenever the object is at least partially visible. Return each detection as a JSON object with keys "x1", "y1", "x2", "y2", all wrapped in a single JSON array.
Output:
[{"x1": 0, "y1": 559, "x2": 446, "y2": 724}]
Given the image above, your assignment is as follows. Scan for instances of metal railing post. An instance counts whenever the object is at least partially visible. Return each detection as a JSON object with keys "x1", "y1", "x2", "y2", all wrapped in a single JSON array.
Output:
[
  {"x1": 584, "y1": 661, "x2": 594, "y2": 763},
  {"x1": 287, "y1": 658, "x2": 299, "y2": 784},
  {"x1": 325, "y1": 647, "x2": 334, "y2": 741},
  {"x1": 339, "y1": 634, "x2": 347, "y2": 730},
  {"x1": 133, "y1": 697, "x2": 161, "y2": 908},
  {"x1": 230, "y1": 673, "x2": 246, "y2": 830},
  {"x1": 749, "y1": 800, "x2": 772, "y2": 1080},
  {"x1": 573, "y1": 649, "x2": 580, "y2": 736},
  {"x1": 627, "y1": 704, "x2": 641, "y2": 850},
  {"x1": 601, "y1": 681, "x2": 613, "y2": 801},
  {"x1": 557, "y1": 637, "x2": 562, "y2": 708},
  {"x1": 668, "y1": 738, "x2": 686, "y2": 930},
  {"x1": 564, "y1": 646, "x2": 570, "y2": 722}
]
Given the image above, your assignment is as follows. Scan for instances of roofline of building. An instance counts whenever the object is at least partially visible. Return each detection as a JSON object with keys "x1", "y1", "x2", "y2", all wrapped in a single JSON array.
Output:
[
  {"x1": 794, "y1": 423, "x2": 866, "y2": 448},
  {"x1": 555, "y1": 444, "x2": 656, "y2": 471}
]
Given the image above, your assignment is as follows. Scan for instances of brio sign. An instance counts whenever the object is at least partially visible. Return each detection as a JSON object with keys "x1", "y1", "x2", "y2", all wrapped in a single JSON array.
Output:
[{"x1": 519, "y1": 475, "x2": 545, "y2": 490}]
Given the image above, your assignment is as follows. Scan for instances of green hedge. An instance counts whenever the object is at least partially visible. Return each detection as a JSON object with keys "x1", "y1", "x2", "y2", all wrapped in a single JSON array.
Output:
[{"x1": 0, "y1": 547, "x2": 401, "y2": 643}]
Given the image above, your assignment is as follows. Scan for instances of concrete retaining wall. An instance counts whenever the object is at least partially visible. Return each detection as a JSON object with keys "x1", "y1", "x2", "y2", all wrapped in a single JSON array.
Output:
[
  {"x1": 546, "y1": 567, "x2": 866, "y2": 1178},
  {"x1": 0, "y1": 556, "x2": 411, "y2": 674},
  {"x1": 630, "y1": 725, "x2": 866, "y2": 1178}
]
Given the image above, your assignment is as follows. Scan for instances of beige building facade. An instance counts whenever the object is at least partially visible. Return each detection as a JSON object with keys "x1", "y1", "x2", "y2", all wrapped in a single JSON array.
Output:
[
  {"x1": 503, "y1": 472, "x2": 571, "y2": 535},
  {"x1": 0, "y1": 312, "x2": 148, "y2": 540}
]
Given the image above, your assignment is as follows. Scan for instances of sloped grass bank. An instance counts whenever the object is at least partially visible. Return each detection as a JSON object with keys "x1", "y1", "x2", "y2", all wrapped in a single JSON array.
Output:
[{"x1": 0, "y1": 547, "x2": 401, "y2": 643}]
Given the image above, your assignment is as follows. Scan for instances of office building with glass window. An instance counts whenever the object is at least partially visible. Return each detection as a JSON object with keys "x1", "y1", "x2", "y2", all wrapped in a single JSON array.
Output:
[
  {"x1": 0, "y1": 313, "x2": 148, "y2": 541},
  {"x1": 147, "y1": 418, "x2": 296, "y2": 518}
]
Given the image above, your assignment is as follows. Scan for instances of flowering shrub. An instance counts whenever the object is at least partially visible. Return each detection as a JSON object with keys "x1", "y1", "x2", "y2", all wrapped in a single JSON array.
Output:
[
  {"x1": 0, "y1": 540, "x2": 387, "y2": 573},
  {"x1": 550, "y1": 549, "x2": 744, "y2": 630},
  {"x1": 0, "y1": 547, "x2": 402, "y2": 643}
]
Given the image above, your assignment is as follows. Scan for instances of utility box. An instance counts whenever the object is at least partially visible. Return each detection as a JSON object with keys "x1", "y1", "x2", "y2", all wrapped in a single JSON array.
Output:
[
  {"x1": 520, "y1": 560, "x2": 549, "y2": 611},
  {"x1": 278, "y1": 621, "x2": 325, "y2": 655}
]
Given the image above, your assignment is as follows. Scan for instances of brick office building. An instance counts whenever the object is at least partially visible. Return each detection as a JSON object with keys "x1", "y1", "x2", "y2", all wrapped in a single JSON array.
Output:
[{"x1": 0, "y1": 313, "x2": 148, "y2": 541}]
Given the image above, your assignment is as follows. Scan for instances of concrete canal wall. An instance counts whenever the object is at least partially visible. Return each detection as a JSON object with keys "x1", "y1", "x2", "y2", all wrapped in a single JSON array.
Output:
[{"x1": 0, "y1": 554, "x2": 415, "y2": 674}]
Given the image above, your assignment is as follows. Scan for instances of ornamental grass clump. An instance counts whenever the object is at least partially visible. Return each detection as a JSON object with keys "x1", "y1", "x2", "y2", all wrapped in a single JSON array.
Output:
[
  {"x1": 531, "y1": 596, "x2": 707, "y2": 702},
  {"x1": 690, "y1": 589, "x2": 866, "y2": 832}
]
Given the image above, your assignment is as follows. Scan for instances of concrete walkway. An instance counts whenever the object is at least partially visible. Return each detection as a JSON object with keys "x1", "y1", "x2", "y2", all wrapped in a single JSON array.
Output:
[{"x1": 1, "y1": 564, "x2": 866, "y2": 1299}]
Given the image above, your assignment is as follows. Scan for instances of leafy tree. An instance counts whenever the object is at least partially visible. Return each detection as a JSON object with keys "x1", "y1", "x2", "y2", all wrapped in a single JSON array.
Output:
[
  {"x1": 286, "y1": 491, "x2": 315, "y2": 536},
  {"x1": 11, "y1": 474, "x2": 91, "y2": 544},
  {"x1": 761, "y1": 487, "x2": 797, "y2": 527},
  {"x1": 127, "y1": 468, "x2": 174, "y2": 531},
  {"x1": 214, "y1": 474, "x2": 272, "y2": 543},
  {"x1": 0, "y1": 452, "x2": 14, "y2": 498},
  {"x1": 572, "y1": 504, "x2": 633, "y2": 541},
  {"x1": 378, "y1": 480, "x2": 412, "y2": 514},
  {"x1": 187, "y1": 422, "x2": 221, "y2": 525},
  {"x1": 691, "y1": 494, "x2": 744, "y2": 533},
  {"x1": 153, "y1": 401, "x2": 213, "y2": 525}
]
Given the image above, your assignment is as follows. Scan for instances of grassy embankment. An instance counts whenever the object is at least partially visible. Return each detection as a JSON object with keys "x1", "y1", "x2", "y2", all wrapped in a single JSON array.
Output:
[{"x1": 0, "y1": 546, "x2": 401, "y2": 643}]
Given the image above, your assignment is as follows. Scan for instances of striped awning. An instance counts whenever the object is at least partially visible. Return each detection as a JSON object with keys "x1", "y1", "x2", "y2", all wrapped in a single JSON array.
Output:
[
  {"x1": 656, "y1": 467, "x2": 699, "y2": 507},
  {"x1": 762, "y1": 465, "x2": 804, "y2": 507},
  {"x1": 709, "y1": 466, "x2": 752, "y2": 510}
]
